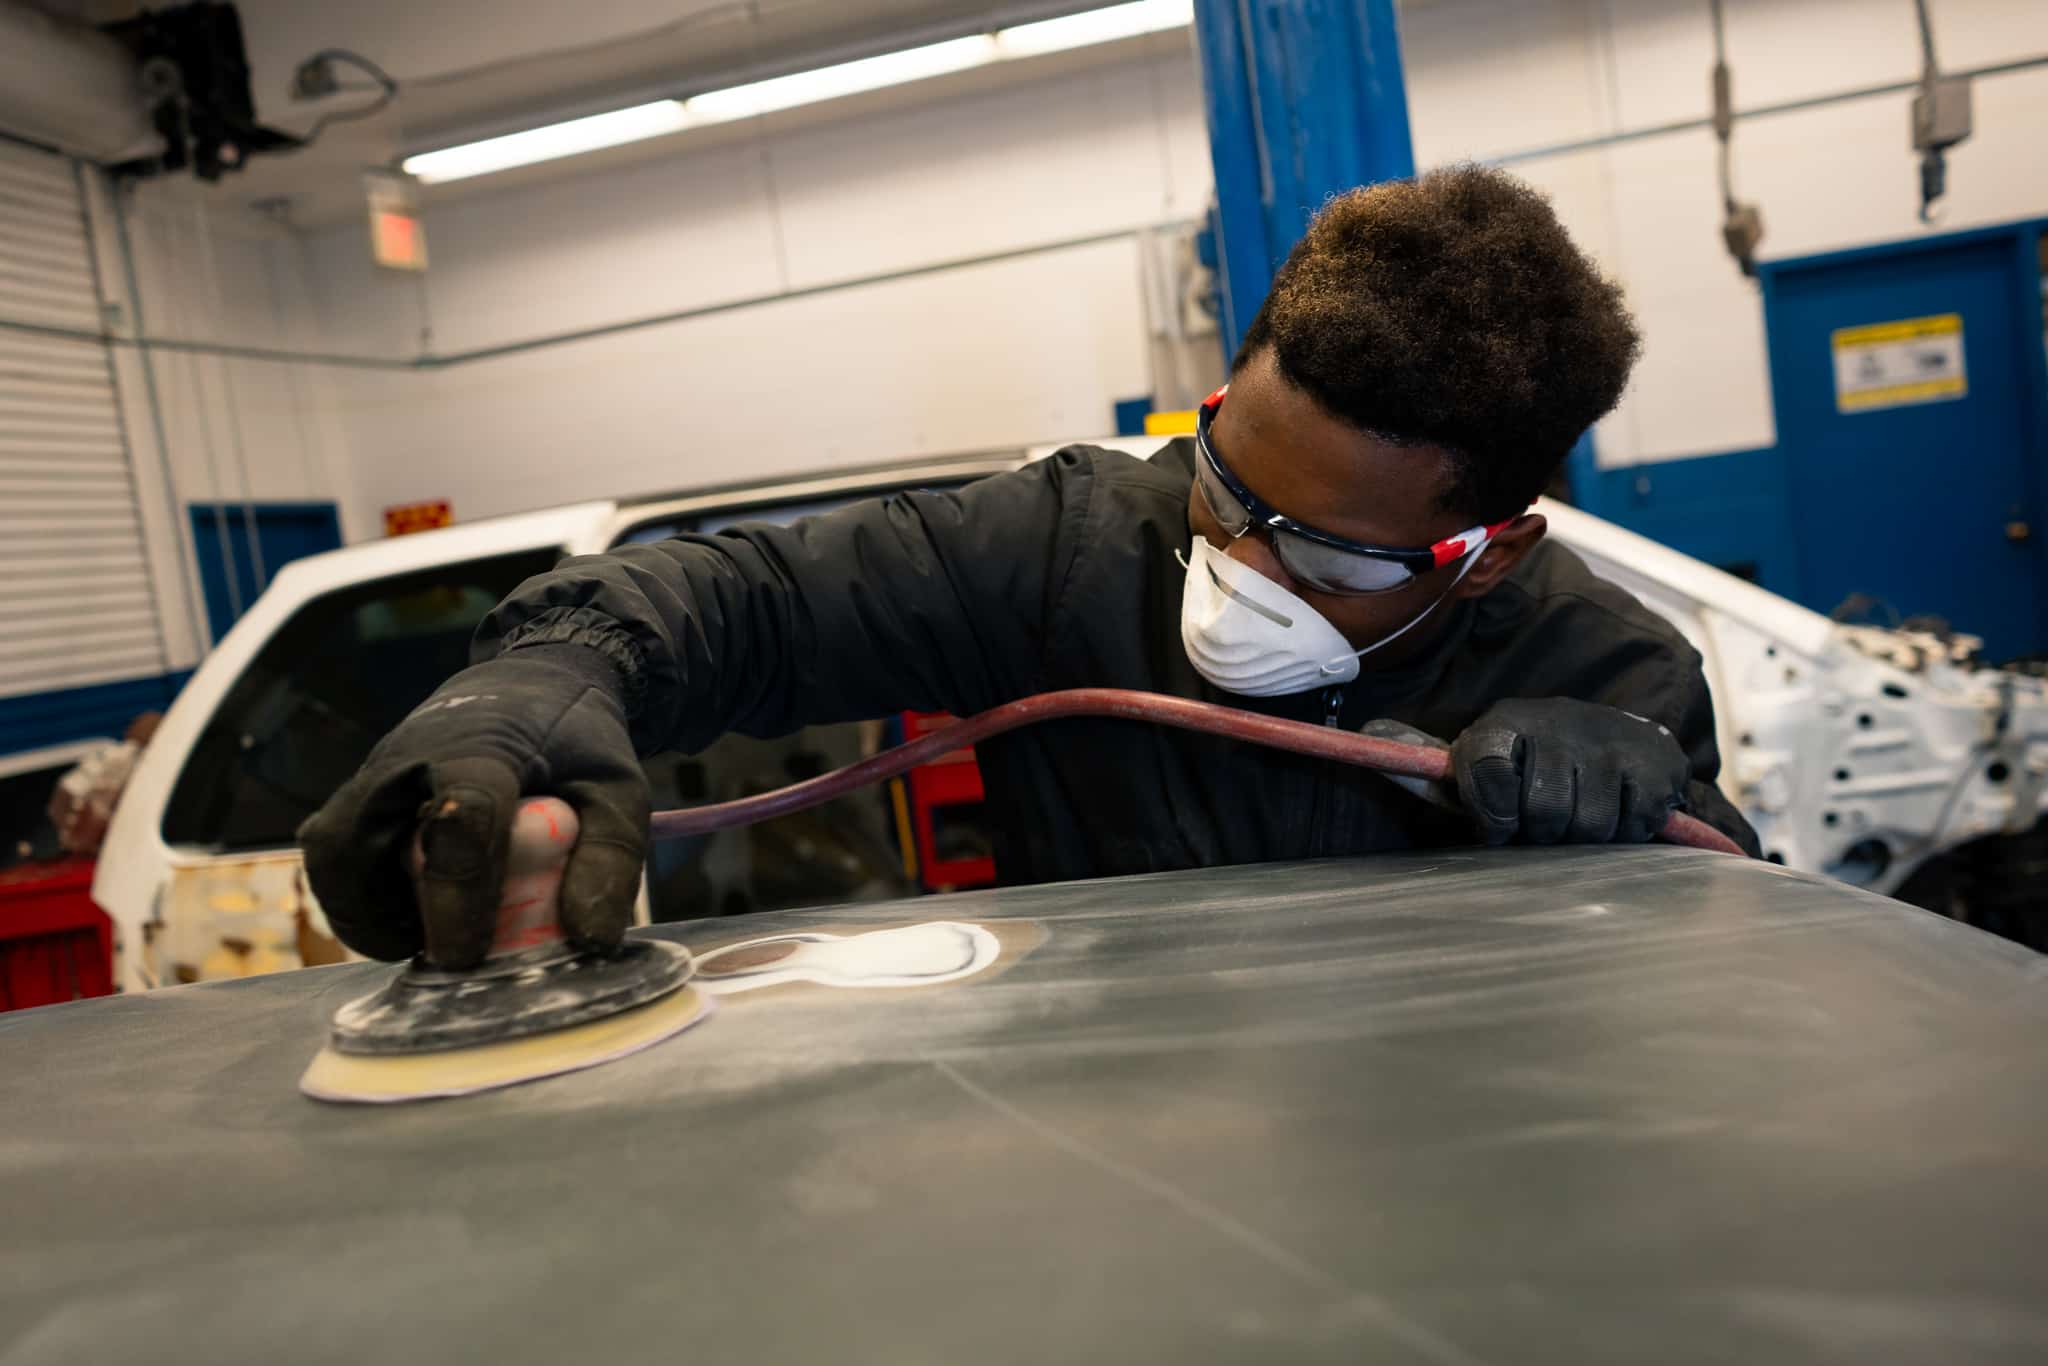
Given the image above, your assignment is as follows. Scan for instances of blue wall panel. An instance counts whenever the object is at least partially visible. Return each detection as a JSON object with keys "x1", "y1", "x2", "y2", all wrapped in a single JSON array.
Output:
[
  {"x1": 0, "y1": 671, "x2": 192, "y2": 759},
  {"x1": 189, "y1": 502, "x2": 343, "y2": 642},
  {"x1": 1569, "y1": 440, "x2": 1801, "y2": 594},
  {"x1": 1758, "y1": 223, "x2": 2048, "y2": 658},
  {"x1": 1575, "y1": 216, "x2": 2047, "y2": 653}
]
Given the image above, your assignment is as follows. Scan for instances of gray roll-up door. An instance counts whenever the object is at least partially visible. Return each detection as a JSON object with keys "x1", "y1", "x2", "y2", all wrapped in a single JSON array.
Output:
[{"x1": 0, "y1": 138, "x2": 167, "y2": 699}]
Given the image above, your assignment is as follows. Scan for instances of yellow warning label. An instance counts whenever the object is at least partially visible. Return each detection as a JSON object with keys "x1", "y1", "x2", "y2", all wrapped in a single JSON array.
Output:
[
  {"x1": 1833, "y1": 314, "x2": 1961, "y2": 347},
  {"x1": 1831, "y1": 312, "x2": 1966, "y2": 413}
]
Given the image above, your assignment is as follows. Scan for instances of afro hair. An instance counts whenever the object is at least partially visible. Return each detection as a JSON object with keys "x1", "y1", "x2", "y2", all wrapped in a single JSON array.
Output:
[{"x1": 1237, "y1": 164, "x2": 1641, "y2": 523}]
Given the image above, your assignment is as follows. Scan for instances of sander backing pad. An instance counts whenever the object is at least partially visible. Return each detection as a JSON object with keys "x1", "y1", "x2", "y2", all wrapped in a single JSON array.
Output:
[
  {"x1": 300, "y1": 797, "x2": 709, "y2": 1105},
  {"x1": 300, "y1": 979, "x2": 710, "y2": 1104}
]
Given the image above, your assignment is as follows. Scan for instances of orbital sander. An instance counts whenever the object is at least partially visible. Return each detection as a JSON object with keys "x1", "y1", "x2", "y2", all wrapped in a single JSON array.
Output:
[{"x1": 300, "y1": 797, "x2": 710, "y2": 1104}]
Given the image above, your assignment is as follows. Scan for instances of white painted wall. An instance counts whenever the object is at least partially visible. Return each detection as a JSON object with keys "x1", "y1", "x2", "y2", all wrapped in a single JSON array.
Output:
[
  {"x1": 291, "y1": 44, "x2": 1215, "y2": 532},
  {"x1": 1402, "y1": 0, "x2": 2048, "y2": 467},
  {"x1": 131, "y1": 0, "x2": 2048, "y2": 549},
  {"x1": 103, "y1": 179, "x2": 358, "y2": 664}
]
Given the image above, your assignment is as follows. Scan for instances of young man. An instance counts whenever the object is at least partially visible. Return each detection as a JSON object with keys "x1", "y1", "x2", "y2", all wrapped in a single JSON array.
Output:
[{"x1": 301, "y1": 165, "x2": 1758, "y2": 969}]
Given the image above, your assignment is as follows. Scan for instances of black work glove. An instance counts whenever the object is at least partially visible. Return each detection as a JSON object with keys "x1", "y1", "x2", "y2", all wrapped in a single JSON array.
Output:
[
  {"x1": 1450, "y1": 698, "x2": 1689, "y2": 846},
  {"x1": 297, "y1": 644, "x2": 647, "y2": 968}
]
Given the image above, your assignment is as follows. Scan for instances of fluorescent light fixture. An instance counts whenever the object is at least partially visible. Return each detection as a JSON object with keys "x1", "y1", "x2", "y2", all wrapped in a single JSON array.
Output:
[
  {"x1": 686, "y1": 35, "x2": 996, "y2": 124},
  {"x1": 402, "y1": 0, "x2": 1194, "y2": 184},
  {"x1": 997, "y1": 0, "x2": 1195, "y2": 58},
  {"x1": 404, "y1": 100, "x2": 689, "y2": 183}
]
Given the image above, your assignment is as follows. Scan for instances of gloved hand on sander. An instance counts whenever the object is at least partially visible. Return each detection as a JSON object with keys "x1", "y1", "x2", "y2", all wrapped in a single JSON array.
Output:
[
  {"x1": 298, "y1": 644, "x2": 647, "y2": 967},
  {"x1": 1372, "y1": 697, "x2": 1691, "y2": 846}
]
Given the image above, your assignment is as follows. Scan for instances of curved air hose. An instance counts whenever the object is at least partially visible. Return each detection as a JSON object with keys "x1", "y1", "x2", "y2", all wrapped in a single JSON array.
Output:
[{"x1": 649, "y1": 688, "x2": 1747, "y2": 857}]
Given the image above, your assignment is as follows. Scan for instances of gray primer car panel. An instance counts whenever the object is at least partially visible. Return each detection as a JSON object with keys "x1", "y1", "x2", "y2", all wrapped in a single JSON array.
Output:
[{"x1": 4, "y1": 847, "x2": 2046, "y2": 1363}]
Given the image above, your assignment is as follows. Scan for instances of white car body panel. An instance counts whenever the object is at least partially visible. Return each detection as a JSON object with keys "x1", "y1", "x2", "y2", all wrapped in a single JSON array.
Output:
[{"x1": 1545, "y1": 499, "x2": 2048, "y2": 882}]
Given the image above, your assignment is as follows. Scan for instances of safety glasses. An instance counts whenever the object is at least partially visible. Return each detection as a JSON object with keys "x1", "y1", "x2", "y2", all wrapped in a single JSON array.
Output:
[{"x1": 1194, "y1": 387, "x2": 1512, "y2": 596}]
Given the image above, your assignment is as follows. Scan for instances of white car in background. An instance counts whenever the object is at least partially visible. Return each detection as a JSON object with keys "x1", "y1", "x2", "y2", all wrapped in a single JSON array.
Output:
[{"x1": 93, "y1": 443, "x2": 2048, "y2": 990}]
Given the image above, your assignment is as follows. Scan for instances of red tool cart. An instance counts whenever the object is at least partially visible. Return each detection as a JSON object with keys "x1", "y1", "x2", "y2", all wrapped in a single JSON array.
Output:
[
  {"x1": 899, "y1": 711, "x2": 997, "y2": 892},
  {"x1": 0, "y1": 857, "x2": 114, "y2": 1012}
]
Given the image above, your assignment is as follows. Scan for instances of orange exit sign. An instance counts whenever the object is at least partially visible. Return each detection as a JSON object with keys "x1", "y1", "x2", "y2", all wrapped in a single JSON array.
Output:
[
  {"x1": 371, "y1": 209, "x2": 427, "y2": 271},
  {"x1": 365, "y1": 170, "x2": 428, "y2": 272}
]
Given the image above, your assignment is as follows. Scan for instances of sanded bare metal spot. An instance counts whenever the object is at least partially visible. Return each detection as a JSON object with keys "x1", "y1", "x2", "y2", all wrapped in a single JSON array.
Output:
[{"x1": 699, "y1": 940, "x2": 801, "y2": 975}]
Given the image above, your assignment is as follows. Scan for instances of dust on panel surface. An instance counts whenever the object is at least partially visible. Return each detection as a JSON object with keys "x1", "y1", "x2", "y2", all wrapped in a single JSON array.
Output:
[{"x1": 3, "y1": 847, "x2": 2046, "y2": 1364}]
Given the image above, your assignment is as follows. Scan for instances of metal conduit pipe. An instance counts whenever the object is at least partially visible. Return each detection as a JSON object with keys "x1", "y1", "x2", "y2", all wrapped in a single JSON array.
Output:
[{"x1": 0, "y1": 219, "x2": 1199, "y2": 372}]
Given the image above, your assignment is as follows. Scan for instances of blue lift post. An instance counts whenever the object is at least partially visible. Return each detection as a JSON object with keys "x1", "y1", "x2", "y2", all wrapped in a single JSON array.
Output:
[{"x1": 1191, "y1": 0, "x2": 1417, "y2": 358}]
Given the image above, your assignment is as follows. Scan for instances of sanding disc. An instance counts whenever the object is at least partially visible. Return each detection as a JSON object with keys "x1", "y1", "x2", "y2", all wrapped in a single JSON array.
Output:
[
  {"x1": 299, "y1": 982, "x2": 713, "y2": 1105},
  {"x1": 330, "y1": 940, "x2": 696, "y2": 1055}
]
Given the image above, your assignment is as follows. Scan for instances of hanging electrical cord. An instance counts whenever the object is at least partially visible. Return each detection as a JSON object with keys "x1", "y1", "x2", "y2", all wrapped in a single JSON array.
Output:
[
  {"x1": 149, "y1": 185, "x2": 241, "y2": 632},
  {"x1": 735, "y1": 3, "x2": 796, "y2": 295},
  {"x1": 253, "y1": 203, "x2": 329, "y2": 502},
  {"x1": 1909, "y1": 0, "x2": 1971, "y2": 223},
  {"x1": 1914, "y1": 0, "x2": 1939, "y2": 83},
  {"x1": 188, "y1": 193, "x2": 268, "y2": 599},
  {"x1": 283, "y1": 49, "x2": 400, "y2": 149},
  {"x1": 107, "y1": 180, "x2": 215, "y2": 657},
  {"x1": 1706, "y1": 0, "x2": 1763, "y2": 276}
]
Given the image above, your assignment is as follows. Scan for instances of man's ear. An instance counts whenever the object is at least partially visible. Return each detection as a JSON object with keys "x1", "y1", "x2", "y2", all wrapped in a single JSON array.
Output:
[{"x1": 1453, "y1": 513, "x2": 1546, "y2": 599}]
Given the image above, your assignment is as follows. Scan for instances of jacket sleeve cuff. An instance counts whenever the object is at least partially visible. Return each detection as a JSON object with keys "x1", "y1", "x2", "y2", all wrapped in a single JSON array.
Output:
[{"x1": 493, "y1": 606, "x2": 649, "y2": 719}]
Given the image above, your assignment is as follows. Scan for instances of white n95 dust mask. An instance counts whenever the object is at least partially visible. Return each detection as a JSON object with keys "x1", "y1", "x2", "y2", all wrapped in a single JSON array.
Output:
[{"x1": 1176, "y1": 535, "x2": 1487, "y2": 697}]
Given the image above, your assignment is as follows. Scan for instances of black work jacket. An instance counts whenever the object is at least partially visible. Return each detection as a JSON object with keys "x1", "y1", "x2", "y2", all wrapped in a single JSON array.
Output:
[{"x1": 478, "y1": 441, "x2": 1760, "y2": 883}]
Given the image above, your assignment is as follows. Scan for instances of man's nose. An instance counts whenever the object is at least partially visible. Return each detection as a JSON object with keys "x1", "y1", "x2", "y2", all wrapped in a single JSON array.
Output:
[{"x1": 1220, "y1": 530, "x2": 1300, "y2": 594}]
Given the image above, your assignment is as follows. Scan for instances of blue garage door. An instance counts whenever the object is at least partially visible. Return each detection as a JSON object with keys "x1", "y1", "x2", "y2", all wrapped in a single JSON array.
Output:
[{"x1": 1762, "y1": 231, "x2": 2045, "y2": 661}]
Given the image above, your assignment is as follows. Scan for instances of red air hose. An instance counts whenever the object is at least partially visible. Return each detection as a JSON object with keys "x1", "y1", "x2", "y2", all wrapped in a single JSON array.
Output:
[{"x1": 648, "y1": 687, "x2": 1747, "y2": 857}]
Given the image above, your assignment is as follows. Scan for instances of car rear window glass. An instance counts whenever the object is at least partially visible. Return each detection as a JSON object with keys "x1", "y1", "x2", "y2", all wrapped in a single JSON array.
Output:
[
  {"x1": 161, "y1": 500, "x2": 967, "y2": 916},
  {"x1": 162, "y1": 550, "x2": 561, "y2": 851}
]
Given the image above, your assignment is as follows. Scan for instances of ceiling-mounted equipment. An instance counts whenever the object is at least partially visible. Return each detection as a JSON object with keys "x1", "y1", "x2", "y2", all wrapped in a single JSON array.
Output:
[
  {"x1": 0, "y1": 1, "x2": 392, "y2": 181},
  {"x1": 1909, "y1": 0, "x2": 1971, "y2": 223},
  {"x1": 0, "y1": 0, "x2": 161, "y2": 163},
  {"x1": 1707, "y1": 0, "x2": 1764, "y2": 276},
  {"x1": 99, "y1": 1, "x2": 303, "y2": 181},
  {"x1": 402, "y1": 0, "x2": 1195, "y2": 185}
]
